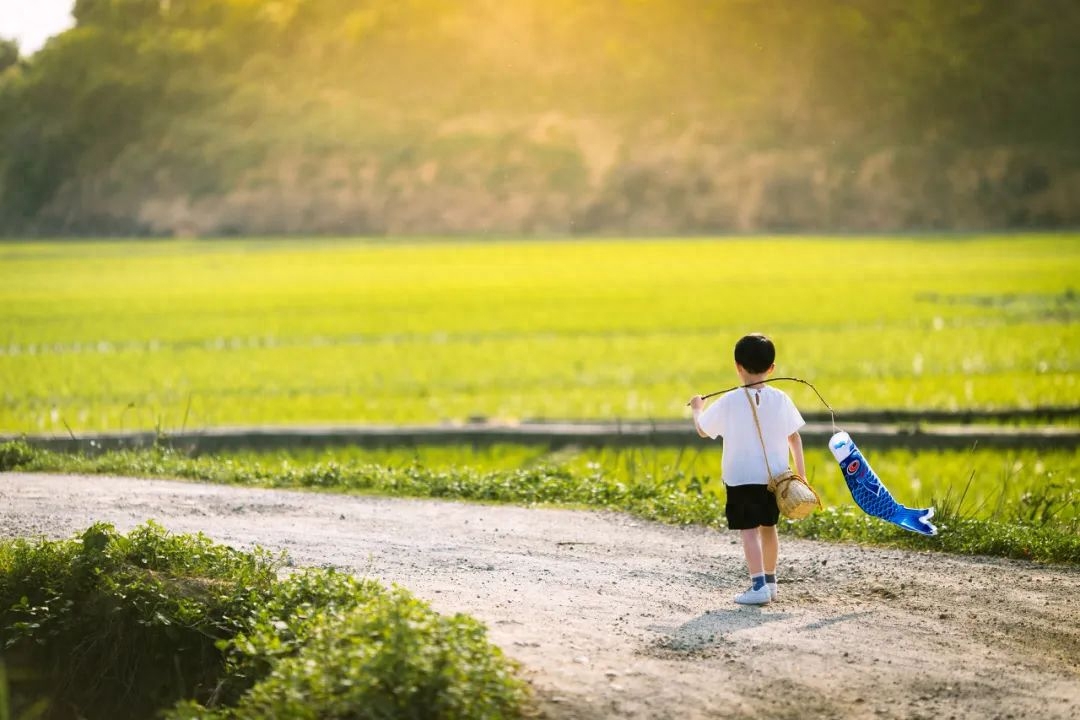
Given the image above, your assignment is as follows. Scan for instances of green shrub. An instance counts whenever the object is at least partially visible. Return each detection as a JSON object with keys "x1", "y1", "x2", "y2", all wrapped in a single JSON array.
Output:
[
  {"x1": 0, "y1": 524, "x2": 528, "y2": 720},
  {"x1": 0, "y1": 441, "x2": 38, "y2": 472},
  {"x1": 169, "y1": 590, "x2": 524, "y2": 720},
  {"x1": 1, "y1": 522, "x2": 277, "y2": 719}
]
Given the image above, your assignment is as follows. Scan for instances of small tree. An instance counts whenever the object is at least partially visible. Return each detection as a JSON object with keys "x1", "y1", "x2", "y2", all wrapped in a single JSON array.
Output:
[{"x1": 0, "y1": 37, "x2": 18, "y2": 73}]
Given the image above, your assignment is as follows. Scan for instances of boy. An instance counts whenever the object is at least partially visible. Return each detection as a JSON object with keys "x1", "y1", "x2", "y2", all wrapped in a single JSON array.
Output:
[{"x1": 688, "y1": 333, "x2": 805, "y2": 606}]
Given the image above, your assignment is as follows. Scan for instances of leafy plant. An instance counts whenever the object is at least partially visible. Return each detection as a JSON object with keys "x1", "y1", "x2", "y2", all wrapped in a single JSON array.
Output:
[{"x1": 0, "y1": 523, "x2": 528, "y2": 720}]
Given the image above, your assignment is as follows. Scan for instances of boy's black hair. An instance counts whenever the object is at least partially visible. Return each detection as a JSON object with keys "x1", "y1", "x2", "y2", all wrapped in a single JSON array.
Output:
[{"x1": 734, "y1": 333, "x2": 775, "y2": 374}]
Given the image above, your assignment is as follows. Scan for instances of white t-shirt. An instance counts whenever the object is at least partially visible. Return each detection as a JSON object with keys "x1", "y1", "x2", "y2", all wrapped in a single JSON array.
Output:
[{"x1": 696, "y1": 385, "x2": 805, "y2": 486}]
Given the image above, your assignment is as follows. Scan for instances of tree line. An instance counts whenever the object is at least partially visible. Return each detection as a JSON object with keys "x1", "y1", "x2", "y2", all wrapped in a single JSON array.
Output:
[{"x1": 2, "y1": 0, "x2": 1078, "y2": 235}]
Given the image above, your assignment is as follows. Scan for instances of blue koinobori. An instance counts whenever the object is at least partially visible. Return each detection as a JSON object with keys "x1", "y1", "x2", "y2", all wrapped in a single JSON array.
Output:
[{"x1": 829, "y1": 431, "x2": 938, "y2": 536}]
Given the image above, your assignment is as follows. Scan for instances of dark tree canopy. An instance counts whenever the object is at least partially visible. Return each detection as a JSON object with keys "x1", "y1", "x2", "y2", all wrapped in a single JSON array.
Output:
[
  {"x1": 2, "y1": 0, "x2": 1078, "y2": 235},
  {"x1": 0, "y1": 37, "x2": 18, "y2": 73}
]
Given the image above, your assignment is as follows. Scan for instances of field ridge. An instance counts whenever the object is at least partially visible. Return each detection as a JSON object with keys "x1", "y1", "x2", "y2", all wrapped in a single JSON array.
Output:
[{"x1": 7, "y1": 418, "x2": 1079, "y2": 454}]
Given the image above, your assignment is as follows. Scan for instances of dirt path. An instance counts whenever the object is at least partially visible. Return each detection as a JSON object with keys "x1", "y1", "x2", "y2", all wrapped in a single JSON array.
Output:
[{"x1": 2, "y1": 472, "x2": 1078, "y2": 719}]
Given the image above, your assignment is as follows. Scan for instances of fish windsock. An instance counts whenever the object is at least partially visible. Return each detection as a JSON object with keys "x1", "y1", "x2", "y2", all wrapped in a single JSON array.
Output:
[{"x1": 829, "y1": 431, "x2": 938, "y2": 536}]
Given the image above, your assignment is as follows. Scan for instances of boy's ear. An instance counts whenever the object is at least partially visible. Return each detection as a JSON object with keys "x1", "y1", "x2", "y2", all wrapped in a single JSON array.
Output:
[{"x1": 767, "y1": 363, "x2": 776, "y2": 374}]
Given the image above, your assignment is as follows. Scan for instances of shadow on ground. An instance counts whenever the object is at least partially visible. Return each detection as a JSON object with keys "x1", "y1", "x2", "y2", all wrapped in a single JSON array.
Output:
[{"x1": 647, "y1": 608, "x2": 791, "y2": 653}]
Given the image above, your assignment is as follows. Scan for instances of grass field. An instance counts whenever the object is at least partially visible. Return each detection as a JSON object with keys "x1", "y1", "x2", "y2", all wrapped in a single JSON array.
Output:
[{"x1": 1, "y1": 235, "x2": 1078, "y2": 433}]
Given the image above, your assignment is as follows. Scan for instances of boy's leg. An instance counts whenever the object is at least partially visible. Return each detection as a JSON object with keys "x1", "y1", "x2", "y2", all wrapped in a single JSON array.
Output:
[
  {"x1": 740, "y1": 528, "x2": 764, "y2": 576},
  {"x1": 735, "y1": 527, "x2": 770, "y2": 604},
  {"x1": 759, "y1": 524, "x2": 778, "y2": 574},
  {"x1": 759, "y1": 525, "x2": 779, "y2": 599}
]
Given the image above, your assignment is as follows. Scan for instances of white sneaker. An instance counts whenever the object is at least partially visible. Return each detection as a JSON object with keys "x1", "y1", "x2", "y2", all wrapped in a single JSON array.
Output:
[
  {"x1": 767, "y1": 582, "x2": 778, "y2": 601},
  {"x1": 734, "y1": 585, "x2": 772, "y2": 605}
]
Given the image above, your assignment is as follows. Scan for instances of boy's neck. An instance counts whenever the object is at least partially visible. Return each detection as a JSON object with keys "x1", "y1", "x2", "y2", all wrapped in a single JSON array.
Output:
[{"x1": 740, "y1": 371, "x2": 770, "y2": 388}]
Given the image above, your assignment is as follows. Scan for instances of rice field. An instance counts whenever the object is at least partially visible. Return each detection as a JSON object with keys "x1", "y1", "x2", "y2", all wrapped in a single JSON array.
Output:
[{"x1": 1, "y1": 235, "x2": 1078, "y2": 434}]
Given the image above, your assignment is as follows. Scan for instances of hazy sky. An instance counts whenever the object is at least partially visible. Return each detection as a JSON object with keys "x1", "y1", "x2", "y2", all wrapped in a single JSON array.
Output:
[{"x1": 0, "y1": 0, "x2": 74, "y2": 55}]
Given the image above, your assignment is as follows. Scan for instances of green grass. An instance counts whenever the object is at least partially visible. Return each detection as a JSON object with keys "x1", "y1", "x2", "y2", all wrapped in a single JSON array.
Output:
[
  {"x1": 4, "y1": 441, "x2": 1076, "y2": 564},
  {"x1": 2, "y1": 235, "x2": 1078, "y2": 433},
  {"x1": 0, "y1": 522, "x2": 530, "y2": 720}
]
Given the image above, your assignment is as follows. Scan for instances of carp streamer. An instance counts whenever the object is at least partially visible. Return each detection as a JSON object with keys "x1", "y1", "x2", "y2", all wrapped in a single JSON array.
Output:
[{"x1": 829, "y1": 431, "x2": 937, "y2": 536}]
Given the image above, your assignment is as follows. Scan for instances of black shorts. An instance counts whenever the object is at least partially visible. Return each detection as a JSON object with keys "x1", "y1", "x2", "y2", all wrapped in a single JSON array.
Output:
[{"x1": 724, "y1": 483, "x2": 779, "y2": 530}]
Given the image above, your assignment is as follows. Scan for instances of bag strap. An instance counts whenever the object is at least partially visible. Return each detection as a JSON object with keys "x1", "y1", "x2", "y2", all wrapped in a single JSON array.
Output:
[{"x1": 744, "y1": 387, "x2": 774, "y2": 480}]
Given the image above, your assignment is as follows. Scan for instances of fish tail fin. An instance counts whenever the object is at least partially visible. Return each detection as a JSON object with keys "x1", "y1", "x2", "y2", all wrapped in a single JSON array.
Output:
[{"x1": 893, "y1": 505, "x2": 937, "y2": 536}]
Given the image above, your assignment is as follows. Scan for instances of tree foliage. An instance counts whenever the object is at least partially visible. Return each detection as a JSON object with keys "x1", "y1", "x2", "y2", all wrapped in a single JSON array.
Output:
[
  {"x1": 0, "y1": 37, "x2": 18, "y2": 73},
  {"x1": 1, "y1": 0, "x2": 1078, "y2": 234}
]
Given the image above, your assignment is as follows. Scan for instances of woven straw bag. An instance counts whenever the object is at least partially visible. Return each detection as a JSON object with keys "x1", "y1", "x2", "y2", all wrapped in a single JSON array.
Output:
[
  {"x1": 745, "y1": 388, "x2": 822, "y2": 520},
  {"x1": 767, "y1": 469, "x2": 822, "y2": 520}
]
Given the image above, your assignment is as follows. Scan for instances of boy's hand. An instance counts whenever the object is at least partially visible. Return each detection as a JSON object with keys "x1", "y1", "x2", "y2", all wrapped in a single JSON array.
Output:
[{"x1": 688, "y1": 395, "x2": 704, "y2": 411}]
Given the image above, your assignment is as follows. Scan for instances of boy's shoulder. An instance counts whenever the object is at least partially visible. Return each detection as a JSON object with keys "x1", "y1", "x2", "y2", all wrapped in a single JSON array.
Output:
[
  {"x1": 715, "y1": 388, "x2": 755, "y2": 410},
  {"x1": 716, "y1": 388, "x2": 745, "y2": 404},
  {"x1": 767, "y1": 384, "x2": 795, "y2": 400}
]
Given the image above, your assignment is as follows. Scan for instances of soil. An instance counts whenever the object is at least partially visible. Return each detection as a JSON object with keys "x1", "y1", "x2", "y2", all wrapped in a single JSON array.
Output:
[{"x1": 2, "y1": 472, "x2": 1078, "y2": 720}]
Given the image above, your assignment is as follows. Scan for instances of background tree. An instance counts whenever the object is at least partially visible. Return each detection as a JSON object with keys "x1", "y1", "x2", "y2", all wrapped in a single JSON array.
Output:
[
  {"x1": 0, "y1": 37, "x2": 18, "y2": 73},
  {"x1": 1, "y1": 0, "x2": 1078, "y2": 235}
]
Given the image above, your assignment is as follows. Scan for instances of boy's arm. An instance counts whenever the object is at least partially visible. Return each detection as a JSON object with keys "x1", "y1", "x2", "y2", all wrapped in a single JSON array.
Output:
[
  {"x1": 788, "y1": 431, "x2": 806, "y2": 477},
  {"x1": 689, "y1": 395, "x2": 711, "y2": 438}
]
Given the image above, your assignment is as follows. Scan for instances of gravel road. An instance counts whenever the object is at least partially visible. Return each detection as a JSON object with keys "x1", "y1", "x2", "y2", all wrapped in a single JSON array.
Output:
[{"x1": 2, "y1": 472, "x2": 1078, "y2": 719}]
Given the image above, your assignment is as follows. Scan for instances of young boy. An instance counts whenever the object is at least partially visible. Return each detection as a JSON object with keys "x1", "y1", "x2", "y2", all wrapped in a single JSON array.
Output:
[{"x1": 689, "y1": 333, "x2": 805, "y2": 606}]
